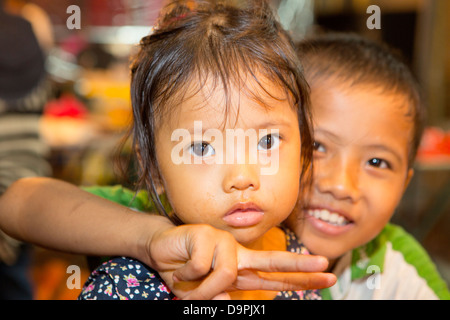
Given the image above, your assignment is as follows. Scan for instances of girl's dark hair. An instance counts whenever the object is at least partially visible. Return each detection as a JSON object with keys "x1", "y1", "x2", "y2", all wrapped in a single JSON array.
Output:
[
  {"x1": 296, "y1": 33, "x2": 426, "y2": 168},
  {"x1": 125, "y1": 0, "x2": 313, "y2": 221}
]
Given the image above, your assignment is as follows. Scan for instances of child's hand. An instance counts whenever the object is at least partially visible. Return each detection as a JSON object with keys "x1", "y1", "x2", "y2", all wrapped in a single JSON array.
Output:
[{"x1": 146, "y1": 224, "x2": 336, "y2": 299}]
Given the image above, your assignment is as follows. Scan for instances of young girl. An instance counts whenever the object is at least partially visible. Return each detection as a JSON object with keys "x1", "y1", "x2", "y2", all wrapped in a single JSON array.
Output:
[
  {"x1": 77, "y1": 0, "x2": 334, "y2": 300},
  {"x1": 22, "y1": 0, "x2": 334, "y2": 300}
]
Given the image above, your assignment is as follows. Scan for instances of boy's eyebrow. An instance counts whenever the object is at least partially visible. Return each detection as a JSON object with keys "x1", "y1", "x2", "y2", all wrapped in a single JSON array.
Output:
[
  {"x1": 314, "y1": 128, "x2": 341, "y2": 143},
  {"x1": 315, "y1": 128, "x2": 405, "y2": 163},
  {"x1": 365, "y1": 144, "x2": 404, "y2": 163}
]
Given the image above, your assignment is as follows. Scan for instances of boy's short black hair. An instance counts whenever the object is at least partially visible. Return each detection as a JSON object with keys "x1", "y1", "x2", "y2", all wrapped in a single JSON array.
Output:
[{"x1": 296, "y1": 33, "x2": 426, "y2": 168}]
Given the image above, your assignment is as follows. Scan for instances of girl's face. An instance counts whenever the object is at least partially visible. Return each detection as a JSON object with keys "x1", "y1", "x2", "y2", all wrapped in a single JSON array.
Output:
[
  {"x1": 155, "y1": 77, "x2": 302, "y2": 248},
  {"x1": 287, "y1": 81, "x2": 414, "y2": 261}
]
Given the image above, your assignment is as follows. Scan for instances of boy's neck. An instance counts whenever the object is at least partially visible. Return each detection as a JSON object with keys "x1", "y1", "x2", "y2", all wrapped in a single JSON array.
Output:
[{"x1": 327, "y1": 258, "x2": 337, "y2": 272}]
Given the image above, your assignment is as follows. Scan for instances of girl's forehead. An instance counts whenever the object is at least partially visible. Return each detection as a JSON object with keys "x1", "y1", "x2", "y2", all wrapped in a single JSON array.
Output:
[{"x1": 160, "y1": 74, "x2": 295, "y2": 130}]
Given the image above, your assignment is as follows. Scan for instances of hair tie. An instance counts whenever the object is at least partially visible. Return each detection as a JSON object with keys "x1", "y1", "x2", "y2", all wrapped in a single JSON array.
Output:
[{"x1": 154, "y1": 4, "x2": 194, "y2": 31}]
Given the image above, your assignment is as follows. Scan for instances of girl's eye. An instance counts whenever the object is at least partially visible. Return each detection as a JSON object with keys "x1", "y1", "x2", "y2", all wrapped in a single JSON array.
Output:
[
  {"x1": 189, "y1": 142, "x2": 215, "y2": 157},
  {"x1": 313, "y1": 141, "x2": 326, "y2": 153},
  {"x1": 367, "y1": 158, "x2": 390, "y2": 169},
  {"x1": 257, "y1": 134, "x2": 280, "y2": 151}
]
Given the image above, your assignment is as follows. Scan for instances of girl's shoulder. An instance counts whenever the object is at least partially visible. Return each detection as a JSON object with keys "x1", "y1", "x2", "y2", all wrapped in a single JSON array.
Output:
[
  {"x1": 79, "y1": 257, "x2": 175, "y2": 300},
  {"x1": 274, "y1": 226, "x2": 322, "y2": 300},
  {"x1": 282, "y1": 226, "x2": 311, "y2": 255}
]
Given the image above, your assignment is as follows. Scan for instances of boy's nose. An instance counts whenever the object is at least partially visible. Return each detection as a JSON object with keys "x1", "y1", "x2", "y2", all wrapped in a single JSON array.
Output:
[
  {"x1": 315, "y1": 158, "x2": 361, "y2": 202},
  {"x1": 222, "y1": 163, "x2": 260, "y2": 193}
]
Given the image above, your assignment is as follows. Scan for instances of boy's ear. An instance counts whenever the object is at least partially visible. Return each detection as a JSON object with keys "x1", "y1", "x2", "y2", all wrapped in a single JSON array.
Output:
[{"x1": 404, "y1": 168, "x2": 414, "y2": 192}]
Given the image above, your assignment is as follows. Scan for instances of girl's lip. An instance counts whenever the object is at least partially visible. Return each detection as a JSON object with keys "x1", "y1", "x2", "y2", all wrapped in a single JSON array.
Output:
[{"x1": 223, "y1": 202, "x2": 264, "y2": 228}]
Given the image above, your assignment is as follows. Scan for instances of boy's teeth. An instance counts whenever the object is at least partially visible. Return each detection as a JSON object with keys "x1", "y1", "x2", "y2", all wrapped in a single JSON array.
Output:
[{"x1": 309, "y1": 209, "x2": 349, "y2": 226}]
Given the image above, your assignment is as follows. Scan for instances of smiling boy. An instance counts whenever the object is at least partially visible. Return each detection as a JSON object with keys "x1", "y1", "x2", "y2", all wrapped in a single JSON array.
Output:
[{"x1": 285, "y1": 33, "x2": 449, "y2": 299}]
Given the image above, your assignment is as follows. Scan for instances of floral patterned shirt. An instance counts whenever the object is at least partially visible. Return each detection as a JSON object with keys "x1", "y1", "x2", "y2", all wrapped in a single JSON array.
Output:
[{"x1": 78, "y1": 228, "x2": 321, "y2": 300}]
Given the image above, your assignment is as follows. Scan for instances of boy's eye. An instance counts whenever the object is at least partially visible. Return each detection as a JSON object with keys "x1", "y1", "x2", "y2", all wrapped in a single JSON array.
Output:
[
  {"x1": 367, "y1": 158, "x2": 390, "y2": 169},
  {"x1": 189, "y1": 142, "x2": 215, "y2": 157},
  {"x1": 257, "y1": 134, "x2": 280, "y2": 151},
  {"x1": 313, "y1": 141, "x2": 326, "y2": 153}
]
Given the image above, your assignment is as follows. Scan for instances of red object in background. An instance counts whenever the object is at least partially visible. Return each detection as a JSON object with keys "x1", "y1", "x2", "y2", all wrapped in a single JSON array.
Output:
[
  {"x1": 417, "y1": 127, "x2": 450, "y2": 160},
  {"x1": 86, "y1": 0, "x2": 126, "y2": 26},
  {"x1": 44, "y1": 94, "x2": 88, "y2": 118},
  {"x1": 85, "y1": 0, "x2": 163, "y2": 26}
]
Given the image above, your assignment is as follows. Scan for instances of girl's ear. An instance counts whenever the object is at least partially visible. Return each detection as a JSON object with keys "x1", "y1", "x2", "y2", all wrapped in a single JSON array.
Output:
[{"x1": 135, "y1": 142, "x2": 165, "y2": 194}]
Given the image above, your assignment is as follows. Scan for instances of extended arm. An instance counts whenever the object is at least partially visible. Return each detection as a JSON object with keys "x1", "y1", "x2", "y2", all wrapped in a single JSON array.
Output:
[
  {"x1": 0, "y1": 177, "x2": 336, "y2": 299},
  {"x1": 0, "y1": 177, "x2": 168, "y2": 262}
]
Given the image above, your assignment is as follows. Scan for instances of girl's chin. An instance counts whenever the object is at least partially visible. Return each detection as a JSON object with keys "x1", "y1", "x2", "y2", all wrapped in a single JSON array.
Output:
[{"x1": 232, "y1": 226, "x2": 283, "y2": 250}]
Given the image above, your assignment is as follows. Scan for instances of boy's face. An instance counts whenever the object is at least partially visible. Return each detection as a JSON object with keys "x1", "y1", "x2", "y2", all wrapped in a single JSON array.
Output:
[
  {"x1": 287, "y1": 81, "x2": 414, "y2": 260},
  {"x1": 155, "y1": 76, "x2": 302, "y2": 248}
]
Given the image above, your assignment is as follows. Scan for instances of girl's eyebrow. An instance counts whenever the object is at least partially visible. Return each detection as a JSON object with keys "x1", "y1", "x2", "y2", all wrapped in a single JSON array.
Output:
[
  {"x1": 184, "y1": 119, "x2": 294, "y2": 133},
  {"x1": 254, "y1": 120, "x2": 293, "y2": 129}
]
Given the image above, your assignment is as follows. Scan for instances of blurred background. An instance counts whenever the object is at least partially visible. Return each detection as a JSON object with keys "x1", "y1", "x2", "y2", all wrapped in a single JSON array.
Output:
[{"x1": 0, "y1": 0, "x2": 448, "y2": 299}]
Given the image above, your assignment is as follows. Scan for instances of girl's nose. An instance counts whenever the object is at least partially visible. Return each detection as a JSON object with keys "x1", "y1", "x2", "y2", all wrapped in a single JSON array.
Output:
[
  {"x1": 222, "y1": 163, "x2": 260, "y2": 193},
  {"x1": 315, "y1": 158, "x2": 361, "y2": 202}
]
